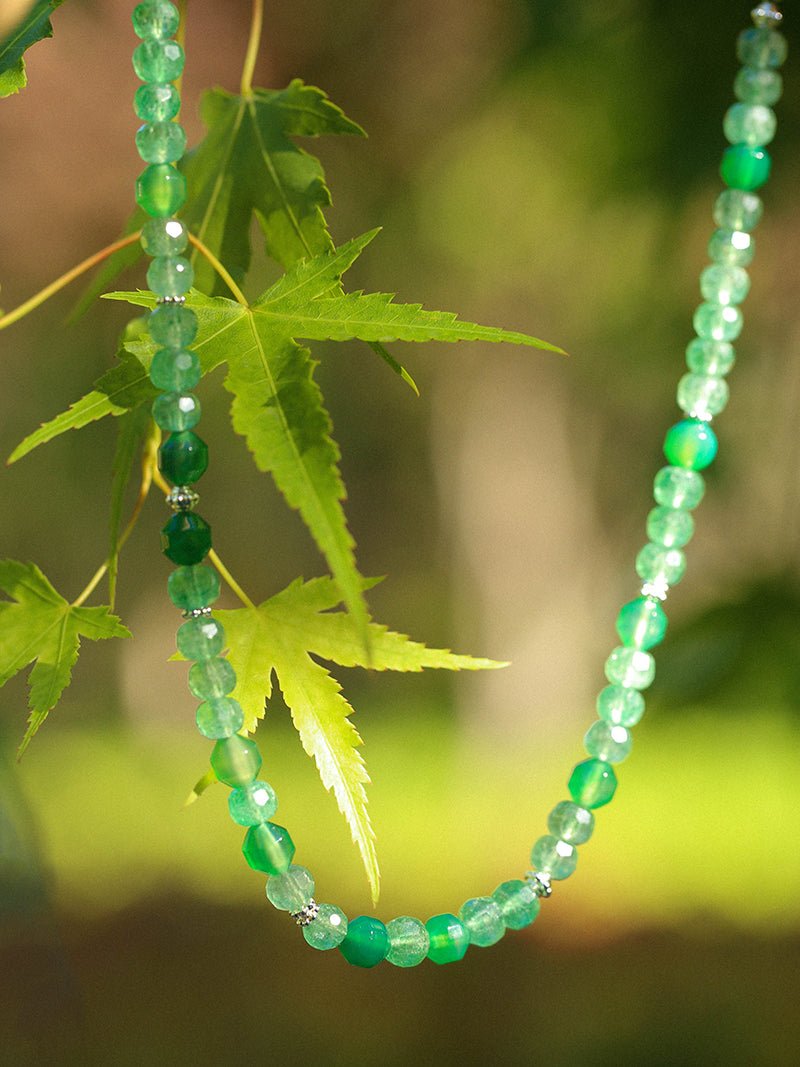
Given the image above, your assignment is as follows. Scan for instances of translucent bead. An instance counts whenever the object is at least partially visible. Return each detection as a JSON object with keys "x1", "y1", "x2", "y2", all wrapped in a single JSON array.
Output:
[
  {"x1": 708, "y1": 228, "x2": 754, "y2": 268},
  {"x1": 530, "y1": 835, "x2": 578, "y2": 880},
  {"x1": 737, "y1": 28, "x2": 788, "y2": 70},
  {"x1": 147, "y1": 255, "x2": 194, "y2": 297},
  {"x1": 303, "y1": 904, "x2": 348, "y2": 950},
  {"x1": 693, "y1": 302, "x2": 743, "y2": 343},
  {"x1": 568, "y1": 758, "x2": 618, "y2": 809},
  {"x1": 584, "y1": 720, "x2": 633, "y2": 764},
  {"x1": 700, "y1": 264, "x2": 750, "y2": 307},
  {"x1": 177, "y1": 615, "x2": 224, "y2": 660},
  {"x1": 734, "y1": 67, "x2": 782, "y2": 107},
  {"x1": 605, "y1": 646, "x2": 655, "y2": 689},
  {"x1": 161, "y1": 511, "x2": 212, "y2": 565},
  {"x1": 242, "y1": 822, "x2": 295, "y2": 876},
  {"x1": 132, "y1": 1, "x2": 180, "y2": 40},
  {"x1": 615, "y1": 595, "x2": 668, "y2": 650},
  {"x1": 152, "y1": 392, "x2": 201, "y2": 432},
  {"x1": 459, "y1": 897, "x2": 505, "y2": 947},
  {"x1": 653, "y1": 467, "x2": 705, "y2": 510},
  {"x1": 195, "y1": 697, "x2": 244, "y2": 740},
  {"x1": 547, "y1": 799, "x2": 594, "y2": 845},
  {"x1": 159, "y1": 430, "x2": 208, "y2": 485},
  {"x1": 492, "y1": 879, "x2": 540, "y2": 930},
  {"x1": 132, "y1": 39, "x2": 185, "y2": 83},
  {"x1": 646, "y1": 506, "x2": 694, "y2": 550},
  {"x1": 720, "y1": 145, "x2": 771, "y2": 192},
  {"x1": 167, "y1": 563, "x2": 219, "y2": 610},
  {"x1": 148, "y1": 303, "x2": 197, "y2": 348},
  {"x1": 134, "y1": 82, "x2": 180, "y2": 123},
  {"x1": 663, "y1": 418, "x2": 718, "y2": 471},
  {"x1": 150, "y1": 348, "x2": 200, "y2": 391},
  {"x1": 636, "y1": 543, "x2": 686, "y2": 588},
  {"x1": 136, "y1": 163, "x2": 187, "y2": 218},
  {"x1": 210, "y1": 735, "x2": 262, "y2": 787},
  {"x1": 386, "y1": 916, "x2": 430, "y2": 967},
  {"x1": 228, "y1": 778, "x2": 278, "y2": 825},
  {"x1": 188, "y1": 656, "x2": 236, "y2": 699},
  {"x1": 426, "y1": 913, "x2": 470, "y2": 965},
  {"x1": 136, "y1": 120, "x2": 187, "y2": 165},
  {"x1": 685, "y1": 338, "x2": 735, "y2": 378},
  {"x1": 677, "y1": 373, "x2": 730, "y2": 420},
  {"x1": 596, "y1": 684, "x2": 645, "y2": 727},
  {"x1": 339, "y1": 916, "x2": 389, "y2": 968},
  {"x1": 713, "y1": 190, "x2": 763, "y2": 233},
  {"x1": 723, "y1": 102, "x2": 776, "y2": 147},
  {"x1": 141, "y1": 217, "x2": 188, "y2": 257},
  {"x1": 266, "y1": 865, "x2": 315, "y2": 912}
]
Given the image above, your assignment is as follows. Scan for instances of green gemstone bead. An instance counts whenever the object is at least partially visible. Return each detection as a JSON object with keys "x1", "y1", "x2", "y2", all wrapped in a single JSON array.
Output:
[
  {"x1": 547, "y1": 799, "x2": 595, "y2": 844},
  {"x1": 584, "y1": 720, "x2": 633, "y2": 764},
  {"x1": 132, "y1": 39, "x2": 185, "y2": 83},
  {"x1": 713, "y1": 190, "x2": 763, "y2": 232},
  {"x1": 685, "y1": 338, "x2": 735, "y2": 377},
  {"x1": 723, "y1": 103, "x2": 776, "y2": 148},
  {"x1": 737, "y1": 28, "x2": 788, "y2": 70},
  {"x1": 141, "y1": 216, "x2": 187, "y2": 256},
  {"x1": 136, "y1": 163, "x2": 187, "y2": 218},
  {"x1": 149, "y1": 303, "x2": 197, "y2": 347},
  {"x1": 492, "y1": 880, "x2": 540, "y2": 930},
  {"x1": 646, "y1": 506, "x2": 694, "y2": 550},
  {"x1": 266, "y1": 865, "x2": 315, "y2": 912},
  {"x1": 700, "y1": 264, "x2": 750, "y2": 306},
  {"x1": 228, "y1": 778, "x2": 277, "y2": 825},
  {"x1": 386, "y1": 916, "x2": 430, "y2": 968},
  {"x1": 530, "y1": 834, "x2": 578, "y2": 880},
  {"x1": 734, "y1": 67, "x2": 782, "y2": 107},
  {"x1": 339, "y1": 916, "x2": 389, "y2": 968},
  {"x1": 459, "y1": 897, "x2": 505, "y2": 947},
  {"x1": 242, "y1": 822, "x2": 295, "y2": 875},
  {"x1": 663, "y1": 418, "x2": 718, "y2": 471},
  {"x1": 132, "y1": 1, "x2": 180, "y2": 40},
  {"x1": 568, "y1": 758, "x2": 618, "y2": 810},
  {"x1": 159, "y1": 431, "x2": 208, "y2": 485},
  {"x1": 150, "y1": 348, "x2": 200, "y2": 391},
  {"x1": 210, "y1": 735, "x2": 262, "y2": 787},
  {"x1": 136, "y1": 121, "x2": 187, "y2": 164},
  {"x1": 177, "y1": 615, "x2": 224, "y2": 660},
  {"x1": 195, "y1": 697, "x2": 244, "y2": 740},
  {"x1": 708, "y1": 228, "x2": 754, "y2": 268},
  {"x1": 677, "y1": 373, "x2": 729, "y2": 421},
  {"x1": 188, "y1": 656, "x2": 236, "y2": 699},
  {"x1": 720, "y1": 145, "x2": 771, "y2": 192},
  {"x1": 134, "y1": 82, "x2": 181, "y2": 123},
  {"x1": 635, "y1": 543, "x2": 686, "y2": 588},
  {"x1": 426, "y1": 913, "x2": 470, "y2": 965},
  {"x1": 152, "y1": 392, "x2": 201, "y2": 432},
  {"x1": 147, "y1": 254, "x2": 194, "y2": 297},
  {"x1": 605, "y1": 646, "x2": 655, "y2": 689},
  {"x1": 616, "y1": 595, "x2": 668, "y2": 650},
  {"x1": 693, "y1": 302, "x2": 743, "y2": 343},
  {"x1": 654, "y1": 467, "x2": 705, "y2": 511},
  {"x1": 161, "y1": 510, "x2": 211, "y2": 565},
  {"x1": 167, "y1": 563, "x2": 219, "y2": 610},
  {"x1": 303, "y1": 904, "x2": 347, "y2": 950},
  {"x1": 597, "y1": 684, "x2": 645, "y2": 728}
]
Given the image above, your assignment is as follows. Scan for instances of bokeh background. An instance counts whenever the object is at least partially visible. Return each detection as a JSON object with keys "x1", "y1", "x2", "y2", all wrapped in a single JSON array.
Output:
[{"x1": 1, "y1": 1, "x2": 799, "y2": 1063}]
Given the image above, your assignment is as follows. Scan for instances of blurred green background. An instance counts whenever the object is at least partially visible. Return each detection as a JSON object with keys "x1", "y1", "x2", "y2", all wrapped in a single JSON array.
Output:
[{"x1": 1, "y1": 1, "x2": 799, "y2": 1063}]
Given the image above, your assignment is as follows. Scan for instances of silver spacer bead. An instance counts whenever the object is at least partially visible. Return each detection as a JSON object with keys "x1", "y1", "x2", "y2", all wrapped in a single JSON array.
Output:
[
  {"x1": 640, "y1": 579, "x2": 669, "y2": 602},
  {"x1": 526, "y1": 871, "x2": 553, "y2": 898},
  {"x1": 291, "y1": 899, "x2": 320, "y2": 926},
  {"x1": 751, "y1": 3, "x2": 783, "y2": 28},
  {"x1": 166, "y1": 485, "x2": 200, "y2": 512},
  {"x1": 157, "y1": 294, "x2": 187, "y2": 304},
  {"x1": 182, "y1": 605, "x2": 213, "y2": 619}
]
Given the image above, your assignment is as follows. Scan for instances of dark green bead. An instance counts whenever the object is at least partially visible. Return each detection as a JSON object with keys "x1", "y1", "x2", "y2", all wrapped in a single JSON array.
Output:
[
  {"x1": 720, "y1": 145, "x2": 771, "y2": 192},
  {"x1": 136, "y1": 163, "x2": 187, "y2": 218},
  {"x1": 152, "y1": 392, "x2": 201, "y2": 432},
  {"x1": 134, "y1": 82, "x2": 180, "y2": 123},
  {"x1": 338, "y1": 916, "x2": 389, "y2": 968},
  {"x1": 149, "y1": 348, "x2": 200, "y2": 391},
  {"x1": 568, "y1": 758, "x2": 617, "y2": 809},
  {"x1": 132, "y1": 39, "x2": 185, "y2": 83},
  {"x1": 210, "y1": 735, "x2": 262, "y2": 787},
  {"x1": 242, "y1": 822, "x2": 295, "y2": 875},
  {"x1": 132, "y1": 1, "x2": 180, "y2": 40},
  {"x1": 177, "y1": 615, "x2": 224, "y2": 660},
  {"x1": 148, "y1": 303, "x2": 197, "y2": 348},
  {"x1": 161, "y1": 511, "x2": 212, "y2": 565},
  {"x1": 167, "y1": 564, "x2": 219, "y2": 610},
  {"x1": 426, "y1": 913, "x2": 469, "y2": 965},
  {"x1": 663, "y1": 419, "x2": 718, "y2": 471},
  {"x1": 188, "y1": 656, "x2": 236, "y2": 699},
  {"x1": 616, "y1": 596, "x2": 668, "y2": 650},
  {"x1": 158, "y1": 431, "x2": 208, "y2": 484}
]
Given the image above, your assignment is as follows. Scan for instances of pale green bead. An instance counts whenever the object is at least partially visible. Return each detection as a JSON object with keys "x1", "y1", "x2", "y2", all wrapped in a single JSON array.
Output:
[
  {"x1": 713, "y1": 190, "x2": 763, "y2": 232},
  {"x1": 459, "y1": 897, "x2": 505, "y2": 947},
  {"x1": 492, "y1": 880, "x2": 540, "y2": 930},
  {"x1": 635, "y1": 543, "x2": 686, "y2": 588},
  {"x1": 584, "y1": 720, "x2": 633, "y2": 764},
  {"x1": 141, "y1": 216, "x2": 188, "y2": 256},
  {"x1": 737, "y1": 28, "x2": 788, "y2": 70},
  {"x1": 605, "y1": 646, "x2": 655, "y2": 689},
  {"x1": 734, "y1": 67, "x2": 782, "y2": 107},
  {"x1": 266, "y1": 865, "x2": 315, "y2": 912},
  {"x1": 530, "y1": 835, "x2": 578, "y2": 880},
  {"x1": 147, "y1": 255, "x2": 194, "y2": 297},
  {"x1": 547, "y1": 799, "x2": 594, "y2": 845},
  {"x1": 685, "y1": 338, "x2": 736, "y2": 377},
  {"x1": 723, "y1": 103, "x2": 776, "y2": 147},
  {"x1": 708, "y1": 228, "x2": 754, "y2": 268},
  {"x1": 647, "y1": 506, "x2": 694, "y2": 549},
  {"x1": 152, "y1": 391, "x2": 200, "y2": 431},
  {"x1": 700, "y1": 264, "x2": 750, "y2": 306},
  {"x1": 303, "y1": 904, "x2": 348, "y2": 949},
  {"x1": 677, "y1": 373, "x2": 730, "y2": 420},
  {"x1": 693, "y1": 302, "x2": 743, "y2": 343},
  {"x1": 189, "y1": 657, "x2": 236, "y2": 699},
  {"x1": 177, "y1": 615, "x2": 224, "y2": 660},
  {"x1": 386, "y1": 916, "x2": 430, "y2": 967},
  {"x1": 228, "y1": 778, "x2": 277, "y2": 825},
  {"x1": 597, "y1": 684, "x2": 645, "y2": 727},
  {"x1": 195, "y1": 697, "x2": 243, "y2": 740},
  {"x1": 136, "y1": 121, "x2": 187, "y2": 164},
  {"x1": 653, "y1": 467, "x2": 705, "y2": 510}
]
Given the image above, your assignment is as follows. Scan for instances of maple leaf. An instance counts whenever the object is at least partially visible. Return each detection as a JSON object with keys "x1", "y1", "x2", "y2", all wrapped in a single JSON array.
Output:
[{"x1": 0, "y1": 0, "x2": 64, "y2": 98}]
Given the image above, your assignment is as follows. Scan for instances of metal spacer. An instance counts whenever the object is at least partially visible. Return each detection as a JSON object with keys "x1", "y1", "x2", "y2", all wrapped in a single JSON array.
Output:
[
  {"x1": 291, "y1": 899, "x2": 320, "y2": 926},
  {"x1": 157, "y1": 294, "x2": 187, "y2": 304},
  {"x1": 166, "y1": 485, "x2": 200, "y2": 512},
  {"x1": 182, "y1": 605, "x2": 213, "y2": 619},
  {"x1": 640, "y1": 579, "x2": 669, "y2": 602},
  {"x1": 526, "y1": 871, "x2": 553, "y2": 898},
  {"x1": 751, "y1": 3, "x2": 783, "y2": 28}
]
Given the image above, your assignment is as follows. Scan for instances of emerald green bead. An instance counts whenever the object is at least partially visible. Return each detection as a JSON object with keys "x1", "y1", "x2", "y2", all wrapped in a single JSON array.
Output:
[
  {"x1": 723, "y1": 103, "x2": 776, "y2": 148},
  {"x1": 150, "y1": 348, "x2": 200, "y2": 391},
  {"x1": 136, "y1": 121, "x2": 187, "y2": 164},
  {"x1": 158, "y1": 431, "x2": 208, "y2": 485},
  {"x1": 646, "y1": 506, "x2": 694, "y2": 550},
  {"x1": 720, "y1": 145, "x2": 771, "y2": 192},
  {"x1": 635, "y1": 543, "x2": 686, "y2": 588},
  {"x1": 686, "y1": 338, "x2": 735, "y2": 377},
  {"x1": 700, "y1": 264, "x2": 750, "y2": 306},
  {"x1": 459, "y1": 897, "x2": 505, "y2": 947},
  {"x1": 134, "y1": 82, "x2": 180, "y2": 123},
  {"x1": 737, "y1": 28, "x2": 788, "y2": 70},
  {"x1": 266, "y1": 865, "x2": 314, "y2": 912},
  {"x1": 132, "y1": 1, "x2": 180, "y2": 40},
  {"x1": 210, "y1": 735, "x2": 262, "y2": 787},
  {"x1": 149, "y1": 303, "x2": 197, "y2": 347},
  {"x1": 492, "y1": 880, "x2": 540, "y2": 930},
  {"x1": 597, "y1": 684, "x2": 645, "y2": 728},
  {"x1": 604, "y1": 646, "x2": 655, "y2": 689},
  {"x1": 242, "y1": 822, "x2": 295, "y2": 875},
  {"x1": 167, "y1": 563, "x2": 219, "y2": 610},
  {"x1": 547, "y1": 799, "x2": 594, "y2": 844},
  {"x1": 677, "y1": 373, "x2": 729, "y2": 421},
  {"x1": 303, "y1": 904, "x2": 347, "y2": 950},
  {"x1": 132, "y1": 39, "x2": 185, "y2": 83},
  {"x1": 663, "y1": 418, "x2": 718, "y2": 471},
  {"x1": 177, "y1": 615, "x2": 224, "y2": 659},
  {"x1": 386, "y1": 916, "x2": 430, "y2": 968},
  {"x1": 188, "y1": 656, "x2": 236, "y2": 699},
  {"x1": 426, "y1": 913, "x2": 469, "y2": 965},
  {"x1": 147, "y1": 254, "x2": 194, "y2": 297},
  {"x1": 161, "y1": 511, "x2": 211, "y2": 565},
  {"x1": 654, "y1": 467, "x2": 705, "y2": 511},
  {"x1": 693, "y1": 302, "x2": 742, "y2": 343},
  {"x1": 568, "y1": 758, "x2": 618, "y2": 810},
  {"x1": 615, "y1": 596, "x2": 667, "y2": 650},
  {"x1": 136, "y1": 163, "x2": 187, "y2": 218},
  {"x1": 195, "y1": 697, "x2": 244, "y2": 740},
  {"x1": 530, "y1": 835, "x2": 578, "y2": 880},
  {"x1": 708, "y1": 228, "x2": 754, "y2": 268},
  {"x1": 584, "y1": 720, "x2": 633, "y2": 764},
  {"x1": 339, "y1": 916, "x2": 389, "y2": 968},
  {"x1": 734, "y1": 67, "x2": 782, "y2": 107},
  {"x1": 713, "y1": 190, "x2": 763, "y2": 232},
  {"x1": 228, "y1": 779, "x2": 277, "y2": 825},
  {"x1": 152, "y1": 392, "x2": 200, "y2": 432}
]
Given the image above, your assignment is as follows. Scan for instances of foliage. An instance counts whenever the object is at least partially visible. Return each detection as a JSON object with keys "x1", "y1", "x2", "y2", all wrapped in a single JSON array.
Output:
[{"x1": 0, "y1": 0, "x2": 64, "y2": 97}]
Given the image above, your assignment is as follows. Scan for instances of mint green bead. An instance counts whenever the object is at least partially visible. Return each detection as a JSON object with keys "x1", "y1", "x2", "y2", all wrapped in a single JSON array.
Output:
[
  {"x1": 700, "y1": 264, "x2": 750, "y2": 306},
  {"x1": 693, "y1": 302, "x2": 743, "y2": 343},
  {"x1": 136, "y1": 121, "x2": 187, "y2": 164},
  {"x1": 210, "y1": 735, "x2": 262, "y2": 787},
  {"x1": 737, "y1": 28, "x2": 788, "y2": 70},
  {"x1": 677, "y1": 373, "x2": 729, "y2": 421},
  {"x1": 734, "y1": 67, "x2": 782, "y2": 107},
  {"x1": 266, "y1": 865, "x2": 315, "y2": 912},
  {"x1": 713, "y1": 190, "x2": 763, "y2": 232},
  {"x1": 161, "y1": 511, "x2": 211, "y2": 565},
  {"x1": 134, "y1": 82, "x2": 180, "y2": 123},
  {"x1": 228, "y1": 779, "x2": 277, "y2": 825},
  {"x1": 708, "y1": 228, "x2": 754, "y2": 268},
  {"x1": 663, "y1": 418, "x2": 718, "y2": 471},
  {"x1": 616, "y1": 596, "x2": 667, "y2": 650},
  {"x1": 149, "y1": 303, "x2": 197, "y2": 348},
  {"x1": 605, "y1": 646, "x2": 655, "y2": 689},
  {"x1": 177, "y1": 615, "x2": 224, "y2": 660},
  {"x1": 636, "y1": 543, "x2": 686, "y2": 588},
  {"x1": 647, "y1": 505, "x2": 694, "y2": 550},
  {"x1": 152, "y1": 392, "x2": 200, "y2": 432},
  {"x1": 721, "y1": 145, "x2": 771, "y2": 192},
  {"x1": 132, "y1": 39, "x2": 185, "y2": 83},
  {"x1": 188, "y1": 657, "x2": 236, "y2": 699},
  {"x1": 723, "y1": 103, "x2": 776, "y2": 148},
  {"x1": 136, "y1": 163, "x2": 186, "y2": 218},
  {"x1": 426, "y1": 913, "x2": 469, "y2": 965},
  {"x1": 159, "y1": 431, "x2": 208, "y2": 485},
  {"x1": 132, "y1": 1, "x2": 180, "y2": 39},
  {"x1": 654, "y1": 467, "x2": 705, "y2": 510},
  {"x1": 547, "y1": 799, "x2": 594, "y2": 845},
  {"x1": 686, "y1": 338, "x2": 735, "y2": 377},
  {"x1": 386, "y1": 917, "x2": 429, "y2": 967},
  {"x1": 459, "y1": 897, "x2": 505, "y2": 947},
  {"x1": 597, "y1": 684, "x2": 645, "y2": 728},
  {"x1": 167, "y1": 563, "x2": 219, "y2": 610},
  {"x1": 242, "y1": 822, "x2": 295, "y2": 875},
  {"x1": 492, "y1": 880, "x2": 540, "y2": 930},
  {"x1": 149, "y1": 348, "x2": 200, "y2": 391},
  {"x1": 568, "y1": 758, "x2": 617, "y2": 810},
  {"x1": 339, "y1": 916, "x2": 389, "y2": 968},
  {"x1": 147, "y1": 255, "x2": 194, "y2": 297},
  {"x1": 584, "y1": 720, "x2": 633, "y2": 764},
  {"x1": 303, "y1": 904, "x2": 347, "y2": 950},
  {"x1": 195, "y1": 697, "x2": 244, "y2": 739},
  {"x1": 141, "y1": 217, "x2": 187, "y2": 256},
  {"x1": 530, "y1": 835, "x2": 577, "y2": 880}
]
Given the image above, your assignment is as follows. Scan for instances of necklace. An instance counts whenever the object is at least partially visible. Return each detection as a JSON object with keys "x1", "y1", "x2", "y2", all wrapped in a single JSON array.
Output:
[{"x1": 131, "y1": 0, "x2": 787, "y2": 968}]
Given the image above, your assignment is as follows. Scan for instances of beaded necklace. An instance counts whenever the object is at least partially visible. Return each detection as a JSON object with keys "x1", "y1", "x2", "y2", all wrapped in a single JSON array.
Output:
[{"x1": 131, "y1": 0, "x2": 788, "y2": 968}]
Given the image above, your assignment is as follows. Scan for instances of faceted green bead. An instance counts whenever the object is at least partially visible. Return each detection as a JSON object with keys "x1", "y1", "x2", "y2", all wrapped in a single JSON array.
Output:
[
  {"x1": 584, "y1": 720, "x2": 633, "y2": 764},
  {"x1": 167, "y1": 563, "x2": 219, "y2": 610},
  {"x1": 303, "y1": 904, "x2": 347, "y2": 950},
  {"x1": 426, "y1": 913, "x2": 470, "y2": 965},
  {"x1": 654, "y1": 466, "x2": 705, "y2": 511},
  {"x1": 242, "y1": 822, "x2": 295, "y2": 875},
  {"x1": 132, "y1": 39, "x2": 185, "y2": 83},
  {"x1": 492, "y1": 879, "x2": 540, "y2": 930},
  {"x1": 605, "y1": 646, "x2": 655, "y2": 689},
  {"x1": 530, "y1": 835, "x2": 578, "y2": 880},
  {"x1": 132, "y1": 1, "x2": 180, "y2": 40},
  {"x1": 152, "y1": 392, "x2": 200, "y2": 432},
  {"x1": 149, "y1": 302, "x2": 197, "y2": 347},
  {"x1": 386, "y1": 916, "x2": 430, "y2": 968},
  {"x1": 663, "y1": 418, "x2": 718, "y2": 471},
  {"x1": 635, "y1": 543, "x2": 686, "y2": 589},
  {"x1": 700, "y1": 264, "x2": 750, "y2": 306},
  {"x1": 547, "y1": 799, "x2": 594, "y2": 844},
  {"x1": 339, "y1": 916, "x2": 389, "y2": 968},
  {"x1": 737, "y1": 28, "x2": 788, "y2": 70},
  {"x1": 159, "y1": 431, "x2": 208, "y2": 485},
  {"x1": 708, "y1": 227, "x2": 754, "y2": 268},
  {"x1": 136, "y1": 163, "x2": 187, "y2": 218},
  {"x1": 188, "y1": 656, "x2": 236, "y2": 699},
  {"x1": 646, "y1": 506, "x2": 694, "y2": 550},
  {"x1": 568, "y1": 758, "x2": 617, "y2": 810},
  {"x1": 677, "y1": 373, "x2": 729, "y2": 421},
  {"x1": 693, "y1": 302, "x2": 742, "y2": 343},
  {"x1": 161, "y1": 511, "x2": 211, "y2": 565},
  {"x1": 150, "y1": 348, "x2": 200, "y2": 391},
  {"x1": 685, "y1": 338, "x2": 735, "y2": 377},
  {"x1": 136, "y1": 121, "x2": 187, "y2": 164},
  {"x1": 228, "y1": 778, "x2": 277, "y2": 825},
  {"x1": 713, "y1": 190, "x2": 763, "y2": 233},
  {"x1": 723, "y1": 103, "x2": 776, "y2": 148},
  {"x1": 266, "y1": 865, "x2": 314, "y2": 912},
  {"x1": 720, "y1": 145, "x2": 771, "y2": 192},
  {"x1": 147, "y1": 254, "x2": 194, "y2": 296},
  {"x1": 177, "y1": 615, "x2": 224, "y2": 660},
  {"x1": 734, "y1": 67, "x2": 782, "y2": 107},
  {"x1": 195, "y1": 697, "x2": 244, "y2": 740},
  {"x1": 459, "y1": 897, "x2": 505, "y2": 947},
  {"x1": 141, "y1": 216, "x2": 187, "y2": 257},
  {"x1": 616, "y1": 595, "x2": 668, "y2": 651},
  {"x1": 134, "y1": 82, "x2": 180, "y2": 123},
  {"x1": 210, "y1": 735, "x2": 262, "y2": 787},
  {"x1": 596, "y1": 684, "x2": 645, "y2": 728}
]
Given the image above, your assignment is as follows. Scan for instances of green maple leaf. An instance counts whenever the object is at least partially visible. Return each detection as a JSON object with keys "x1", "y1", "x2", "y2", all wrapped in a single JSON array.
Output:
[
  {"x1": 0, "y1": 560, "x2": 131, "y2": 758},
  {"x1": 0, "y1": 0, "x2": 65, "y2": 98}
]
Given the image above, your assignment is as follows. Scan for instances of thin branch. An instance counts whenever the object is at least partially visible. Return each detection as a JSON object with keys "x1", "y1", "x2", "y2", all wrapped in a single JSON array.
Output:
[
  {"x1": 187, "y1": 232, "x2": 249, "y2": 305},
  {"x1": 240, "y1": 0, "x2": 264, "y2": 96}
]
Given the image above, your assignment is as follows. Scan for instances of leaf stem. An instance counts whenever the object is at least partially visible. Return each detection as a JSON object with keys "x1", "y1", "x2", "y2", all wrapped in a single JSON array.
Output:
[
  {"x1": 187, "y1": 232, "x2": 249, "y2": 306},
  {"x1": 240, "y1": 0, "x2": 264, "y2": 96}
]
